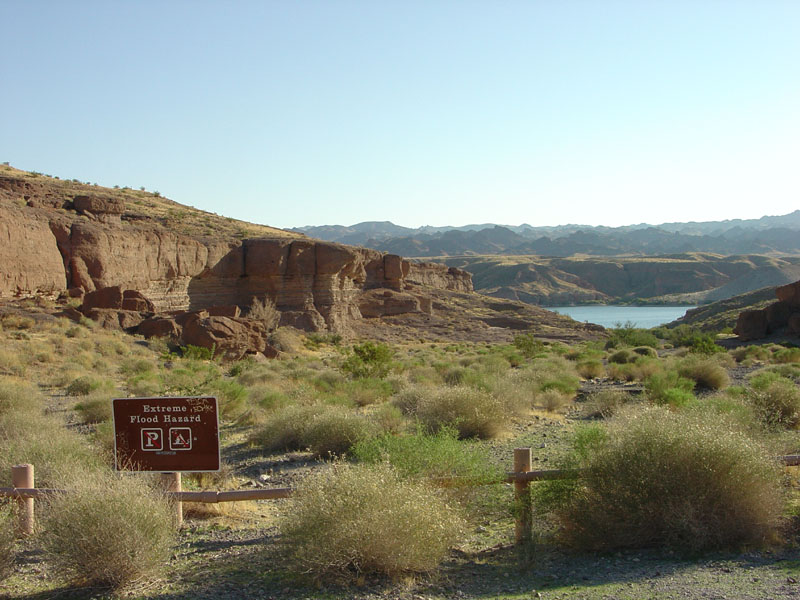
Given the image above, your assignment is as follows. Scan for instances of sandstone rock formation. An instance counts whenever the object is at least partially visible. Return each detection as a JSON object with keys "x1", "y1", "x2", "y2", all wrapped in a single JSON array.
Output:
[
  {"x1": 734, "y1": 280, "x2": 800, "y2": 341},
  {"x1": 1, "y1": 170, "x2": 472, "y2": 335}
]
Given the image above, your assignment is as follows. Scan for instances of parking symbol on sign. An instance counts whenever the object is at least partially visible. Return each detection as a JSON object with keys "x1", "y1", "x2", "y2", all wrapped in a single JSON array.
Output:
[
  {"x1": 169, "y1": 427, "x2": 192, "y2": 451},
  {"x1": 141, "y1": 428, "x2": 163, "y2": 451}
]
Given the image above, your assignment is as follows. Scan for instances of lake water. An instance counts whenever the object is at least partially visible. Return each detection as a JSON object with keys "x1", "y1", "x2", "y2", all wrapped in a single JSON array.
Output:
[{"x1": 549, "y1": 305, "x2": 695, "y2": 329}]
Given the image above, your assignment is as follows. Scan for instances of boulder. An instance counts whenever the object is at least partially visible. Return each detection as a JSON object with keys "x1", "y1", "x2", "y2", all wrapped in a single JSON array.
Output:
[
  {"x1": 138, "y1": 317, "x2": 182, "y2": 339},
  {"x1": 734, "y1": 309, "x2": 769, "y2": 341},
  {"x1": 84, "y1": 308, "x2": 145, "y2": 330},
  {"x1": 82, "y1": 286, "x2": 155, "y2": 313},
  {"x1": 182, "y1": 315, "x2": 267, "y2": 359}
]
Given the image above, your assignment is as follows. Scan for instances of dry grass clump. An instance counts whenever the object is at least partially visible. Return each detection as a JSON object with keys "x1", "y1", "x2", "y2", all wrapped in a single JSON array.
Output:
[
  {"x1": 247, "y1": 296, "x2": 280, "y2": 331},
  {"x1": 539, "y1": 405, "x2": 783, "y2": 551},
  {"x1": 749, "y1": 377, "x2": 800, "y2": 429},
  {"x1": 278, "y1": 463, "x2": 465, "y2": 581},
  {"x1": 0, "y1": 348, "x2": 27, "y2": 377},
  {"x1": 304, "y1": 408, "x2": 380, "y2": 457},
  {"x1": 678, "y1": 357, "x2": 730, "y2": 390},
  {"x1": 249, "y1": 404, "x2": 325, "y2": 451},
  {"x1": 42, "y1": 471, "x2": 175, "y2": 589},
  {"x1": 536, "y1": 389, "x2": 570, "y2": 413},
  {"x1": 416, "y1": 386, "x2": 506, "y2": 439},
  {"x1": 587, "y1": 389, "x2": 634, "y2": 418},
  {"x1": 74, "y1": 391, "x2": 113, "y2": 424},
  {"x1": 576, "y1": 359, "x2": 605, "y2": 379},
  {"x1": 0, "y1": 378, "x2": 41, "y2": 416},
  {"x1": 65, "y1": 375, "x2": 115, "y2": 396},
  {"x1": 0, "y1": 505, "x2": 15, "y2": 582}
]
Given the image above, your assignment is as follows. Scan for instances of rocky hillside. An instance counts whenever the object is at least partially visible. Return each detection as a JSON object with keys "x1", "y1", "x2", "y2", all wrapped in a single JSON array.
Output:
[
  {"x1": 0, "y1": 166, "x2": 600, "y2": 344},
  {"x1": 438, "y1": 254, "x2": 800, "y2": 306}
]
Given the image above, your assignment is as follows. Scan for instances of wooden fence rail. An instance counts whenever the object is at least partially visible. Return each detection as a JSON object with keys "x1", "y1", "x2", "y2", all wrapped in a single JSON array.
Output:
[{"x1": 4, "y1": 453, "x2": 800, "y2": 539}]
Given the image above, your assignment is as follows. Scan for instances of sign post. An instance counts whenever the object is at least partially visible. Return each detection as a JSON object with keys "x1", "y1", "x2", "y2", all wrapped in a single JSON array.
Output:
[{"x1": 112, "y1": 397, "x2": 220, "y2": 527}]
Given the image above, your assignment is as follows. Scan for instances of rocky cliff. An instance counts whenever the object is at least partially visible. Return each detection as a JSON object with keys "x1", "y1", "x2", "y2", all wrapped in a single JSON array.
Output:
[{"x1": 0, "y1": 167, "x2": 472, "y2": 333}]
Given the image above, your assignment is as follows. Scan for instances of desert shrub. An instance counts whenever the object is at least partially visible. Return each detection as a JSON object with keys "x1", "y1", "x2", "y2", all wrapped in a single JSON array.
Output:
[
  {"x1": 391, "y1": 385, "x2": 430, "y2": 415},
  {"x1": 607, "y1": 362, "x2": 636, "y2": 382},
  {"x1": 126, "y1": 373, "x2": 161, "y2": 397},
  {"x1": 773, "y1": 347, "x2": 800, "y2": 364},
  {"x1": 0, "y1": 410, "x2": 103, "y2": 487},
  {"x1": 65, "y1": 375, "x2": 114, "y2": 397},
  {"x1": 278, "y1": 463, "x2": 465, "y2": 580},
  {"x1": 119, "y1": 357, "x2": 155, "y2": 375},
  {"x1": 587, "y1": 389, "x2": 634, "y2": 418},
  {"x1": 644, "y1": 371, "x2": 695, "y2": 407},
  {"x1": 74, "y1": 392, "x2": 112, "y2": 424},
  {"x1": 0, "y1": 504, "x2": 14, "y2": 582},
  {"x1": 538, "y1": 406, "x2": 783, "y2": 551},
  {"x1": 249, "y1": 404, "x2": 325, "y2": 451},
  {"x1": 513, "y1": 334, "x2": 546, "y2": 358},
  {"x1": 353, "y1": 426, "x2": 501, "y2": 483},
  {"x1": 749, "y1": 379, "x2": 800, "y2": 429},
  {"x1": 340, "y1": 341, "x2": 394, "y2": 379},
  {"x1": 0, "y1": 349, "x2": 26, "y2": 377},
  {"x1": 0, "y1": 378, "x2": 41, "y2": 416},
  {"x1": 341, "y1": 378, "x2": 394, "y2": 407},
  {"x1": 607, "y1": 322, "x2": 659, "y2": 349},
  {"x1": 370, "y1": 403, "x2": 406, "y2": 434},
  {"x1": 632, "y1": 346, "x2": 658, "y2": 358},
  {"x1": 303, "y1": 332, "x2": 343, "y2": 350},
  {"x1": 416, "y1": 386, "x2": 506, "y2": 439},
  {"x1": 248, "y1": 296, "x2": 280, "y2": 331},
  {"x1": 609, "y1": 349, "x2": 636, "y2": 365},
  {"x1": 180, "y1": 344, "x2": 215, "y2": 361},
  {"x1": 535, "y1": 388, "x2": 570, "y2": 413},
  {"x1": 304, "y1": 408, "x2": 379, "y2": 457},
  {"x1": 207, "y1": 379, "x2": 248, "y2": 419},
  {"x1": 247, "y1": 385, "x2": 289, "y2": 411},
  {"x1": 576, "y1": 359, "x2": 605, "y2": 379},
  {"x1": 236, "y1": 363, "x2": 279, "y2": 386},
  {"x1": 686, "y1": 391, "x2": 759, "y2": 433},
  {"x1": 267, "y1": 327, "x2": 304, "y2": 354},
  {"x1": 677, "y1": 357, "x2": 730, "y2": 390},
  {"x1": 42, "y1": 471, "x2": 175, "y2": 589}
]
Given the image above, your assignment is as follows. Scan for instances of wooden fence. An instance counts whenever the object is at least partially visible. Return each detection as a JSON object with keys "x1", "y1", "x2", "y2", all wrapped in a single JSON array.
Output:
[{"x1": 4, "y1": 452, "x2": 800, "y2": 541}]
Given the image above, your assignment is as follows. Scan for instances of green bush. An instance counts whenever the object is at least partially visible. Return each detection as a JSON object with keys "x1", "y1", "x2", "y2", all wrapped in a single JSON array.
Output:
[
  {"x1": 340, "y1": 342, "x2": 394, "y2": 379},
  {"x1": 278, "y1": 463, "x2": 465, "y2": 580},
  {"x1": 42, "y1": 471, "x2": 176, "y2": 589},
  {"x1": 644, "y1": 371, "x2": 695, "y2": 407},
  {"x1": 74, "y1": 392, "x2": 112, "y2": 424},
  {"x1": 538, "y1": 406, "x2": 783, "y2": 551},
  {"x1": 512, "y1": 334, "x2": 545, "y2": 358},
  {"x1": 416, "y1": 386, "x2": 506, "y2": 439},
  {"x1": 353, "y1": 426, "x2": 502, "y2": 483},
  {"x1": 607, "y1": 322, "x2": 659, "y2": 348}
]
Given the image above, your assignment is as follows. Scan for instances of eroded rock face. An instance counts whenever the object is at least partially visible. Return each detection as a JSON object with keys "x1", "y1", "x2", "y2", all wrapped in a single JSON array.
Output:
[
  {"x1": 1, "y1": 173, "x2": 473, "y2": 334},
  {"x1": 734, "y1": 280, "x2": 800, "y2": 340}
]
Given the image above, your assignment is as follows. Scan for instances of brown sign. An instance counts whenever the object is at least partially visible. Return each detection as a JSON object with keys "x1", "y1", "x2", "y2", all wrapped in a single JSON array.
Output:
[{"x1": 112, "y1": 397, "x2": 220, "y2": 472}]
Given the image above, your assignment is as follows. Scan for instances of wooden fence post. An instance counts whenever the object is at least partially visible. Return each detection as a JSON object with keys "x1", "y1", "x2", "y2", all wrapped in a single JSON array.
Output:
[
  {"x1": 11, "y1": 464, "x2": 34, "y2": 536},
  {"x1": 160, "y1": 472, "x2": 183, "y2": 528},
  {"x1": 514, "y1": 448, "x2": 532, "y2": 544}
]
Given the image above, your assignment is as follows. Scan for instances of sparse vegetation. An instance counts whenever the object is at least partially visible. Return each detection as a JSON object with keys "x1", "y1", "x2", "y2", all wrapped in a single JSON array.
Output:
[
  {"x1": 278, "y1": 463, "x2": 465, "y2": 580},
  {"x1": 538, "y1": 406, "x2": 783, "y2": 551}
]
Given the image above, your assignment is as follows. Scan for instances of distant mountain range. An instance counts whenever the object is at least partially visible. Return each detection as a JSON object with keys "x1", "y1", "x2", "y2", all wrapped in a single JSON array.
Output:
[{"x1": 292, "y1": 211, "x2": 800, "y2": 257}]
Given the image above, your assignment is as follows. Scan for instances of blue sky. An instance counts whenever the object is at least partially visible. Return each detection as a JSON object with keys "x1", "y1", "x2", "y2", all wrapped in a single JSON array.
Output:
[{"x1": 2, "y1": 1, "x2": 798, "y2": 229}]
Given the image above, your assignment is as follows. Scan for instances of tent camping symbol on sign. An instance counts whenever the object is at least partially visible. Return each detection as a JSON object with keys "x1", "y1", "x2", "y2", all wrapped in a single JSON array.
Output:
[{"x1": 169, "y1": 428, "x2": 192, "y2": 451}]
